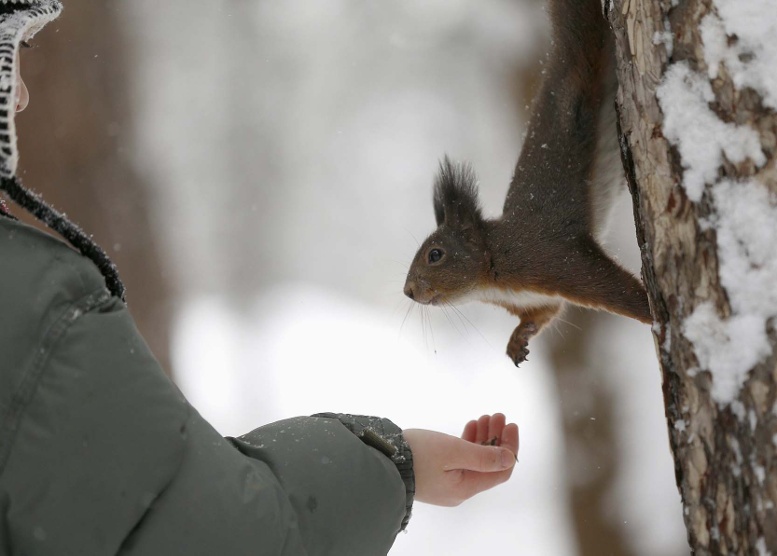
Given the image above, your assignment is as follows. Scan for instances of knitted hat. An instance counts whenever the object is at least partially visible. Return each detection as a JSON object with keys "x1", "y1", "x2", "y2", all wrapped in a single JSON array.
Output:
[
  {"x1": 0, "y1": 0, "x2": 124, "y2": 301},
  {"x1": 0, "y1": 0, "x2": 62, "y2": 177}
]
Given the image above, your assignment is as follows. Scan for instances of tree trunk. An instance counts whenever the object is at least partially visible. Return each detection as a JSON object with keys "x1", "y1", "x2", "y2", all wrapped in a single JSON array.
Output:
[
  {"x1": 609, "y1": 0, "x2": 777, "y2": 553},
  {"x1": 15, "y1": 2, "x2": 174, "y2": 374},
  {"x1": 547, "y1": 311, "x2": 633, "y2": 556}
]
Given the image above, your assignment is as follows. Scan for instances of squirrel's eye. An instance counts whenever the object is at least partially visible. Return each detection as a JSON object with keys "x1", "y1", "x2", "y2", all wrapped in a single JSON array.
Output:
[{"x1": 428, "y1": 248, "x2": 444, "y2": 264}]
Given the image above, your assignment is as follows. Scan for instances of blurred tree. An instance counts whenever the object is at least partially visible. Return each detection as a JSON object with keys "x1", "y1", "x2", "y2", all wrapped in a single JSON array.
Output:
[
  {"x1": 516, "y1": 12, "x2": 633, "y2": 552},
  {"x1": 612, "y1": 0, "x2": 777, "y2": 553},
  {"x1": 14, "y1": 1, "x2": 174, "y2": 374},
  {"x1": 547, "y1": 311, "x2": 632, "y2": 556}
]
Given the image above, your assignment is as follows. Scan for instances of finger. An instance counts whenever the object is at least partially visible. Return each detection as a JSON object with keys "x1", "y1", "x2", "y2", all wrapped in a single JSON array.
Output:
[
  {"x1": 501, "y1": 423, "x2": 519, "y2": 458},
  {"x1": 476, "y1": 415, "x2": 490, "y2": 444},
  {"x1": 446, "y1": 439, "x2": 515, "y2": 473},
  {"x1": 488, "y1": 413, "x2": 506, "y2": 445},
  {"x1": 459, "y1": 467, "x2": 515, "y2": 499},
  {"x1": 462, "y1": 420, "x2": 477, "y2": 442}
]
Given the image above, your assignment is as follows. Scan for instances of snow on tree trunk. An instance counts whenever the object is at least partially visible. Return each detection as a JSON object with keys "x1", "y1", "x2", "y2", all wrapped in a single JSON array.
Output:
[{"x1": 608, "y1": 0, "x2": 777, "y2": 553}]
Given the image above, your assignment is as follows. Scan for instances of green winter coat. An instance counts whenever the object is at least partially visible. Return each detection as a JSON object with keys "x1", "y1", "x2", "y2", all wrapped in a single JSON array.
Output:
[{"x1": 0, "y1": 215, "x2": 414, "y2": 556}]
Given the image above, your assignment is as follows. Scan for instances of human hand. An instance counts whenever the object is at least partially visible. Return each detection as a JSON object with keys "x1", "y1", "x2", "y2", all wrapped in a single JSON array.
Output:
[{"x1": 403, "y1": 413, "x2": 519, "y2": 506}]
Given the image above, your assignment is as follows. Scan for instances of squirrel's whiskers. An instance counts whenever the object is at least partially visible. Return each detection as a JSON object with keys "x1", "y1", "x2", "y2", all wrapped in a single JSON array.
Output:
[{"x1": 403, "y1": 0, "x2": 651, "y2": 366}]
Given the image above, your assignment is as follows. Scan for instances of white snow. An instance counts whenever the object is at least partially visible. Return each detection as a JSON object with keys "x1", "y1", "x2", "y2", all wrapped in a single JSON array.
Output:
[
  {"x1": 682, "y1": 180, "x2": 777, "y2": 405},
  {"x1": 683, "y1": 303, "x2": 770, "y2": 404},
  {"x1": 712, "y1": 181, "x2": 777, "y2": 315},
  {"x1": 731, "y1": 401, "x2": 747, "y2": 423},
  {"x1": 658, "y1": 3, "x2": 777, "y2": 406},
  {"x1": 652, "y1": 16, "x2": 674, "y2": 58},
  {"x1": 174, "y1": 283, "x2": 686, "y2": 556},
  {"x1": 684, "y1": 0, "x2": 777, "y2": 408},
  {"x1": 173, "y1": 285, "x2": 577, "y2": 556},
  {"x1": 652, "y1": 31, "x2": 673, "y2": 57},
  {"x1": 656, "y1": 62, "x2": 764, "y2": 203},
  {"x1": 701, "y1": 0, "x2": 777, "y2": 110},
  {"x1": 124, "y1": 1, "x2": 688, "y2": 553}
]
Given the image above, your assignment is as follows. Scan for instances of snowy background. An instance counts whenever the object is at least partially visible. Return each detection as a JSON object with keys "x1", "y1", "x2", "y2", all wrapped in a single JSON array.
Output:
[{"x1": 60, "y1": 1, "x2": 689, "y2": 554}]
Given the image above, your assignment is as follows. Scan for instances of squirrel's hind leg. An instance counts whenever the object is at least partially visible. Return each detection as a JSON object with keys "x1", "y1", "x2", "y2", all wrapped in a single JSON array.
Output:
[
  {"x1": 563, "y1": 241, "x2": 653, "y2": 324},
  {"x1": 502, "y1": 303, "x2": 563, "y2": 367}
]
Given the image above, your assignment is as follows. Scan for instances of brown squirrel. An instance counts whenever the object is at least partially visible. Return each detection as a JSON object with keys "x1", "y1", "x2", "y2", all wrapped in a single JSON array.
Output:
[{"x1": 403, "y1": 0, "x2": 652, "y2": 366}]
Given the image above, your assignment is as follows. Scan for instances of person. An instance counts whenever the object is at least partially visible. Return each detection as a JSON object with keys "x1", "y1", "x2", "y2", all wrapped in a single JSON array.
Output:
[{"x1": 0, "y1": 1, "x2": 519, "y2": 555}]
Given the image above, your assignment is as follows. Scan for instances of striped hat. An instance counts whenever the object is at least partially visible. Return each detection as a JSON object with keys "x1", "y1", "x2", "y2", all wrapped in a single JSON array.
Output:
[{"x1": 0, "y1": 0, "x2": 62, "y2": 177}]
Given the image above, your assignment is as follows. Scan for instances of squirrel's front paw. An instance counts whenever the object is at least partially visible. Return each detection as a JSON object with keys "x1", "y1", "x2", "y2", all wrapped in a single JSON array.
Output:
[
  {"x1": 507, "y1": 323, "x2": 537, "y2": 367},
  {"x1": 506, "y1": 338, "x2": 530, "y2": 367}
]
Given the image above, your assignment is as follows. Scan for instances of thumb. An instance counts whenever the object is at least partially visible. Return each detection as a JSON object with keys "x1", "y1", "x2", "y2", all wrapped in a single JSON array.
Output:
[{"x1": 446, "y1": 439, "x2": 516, "y2": 473}]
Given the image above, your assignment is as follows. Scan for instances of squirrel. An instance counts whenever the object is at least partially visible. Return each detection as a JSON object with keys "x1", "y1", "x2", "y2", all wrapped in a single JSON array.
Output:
[{"x1": 403, "y1": 0, "x2": 652, "y2": 366}]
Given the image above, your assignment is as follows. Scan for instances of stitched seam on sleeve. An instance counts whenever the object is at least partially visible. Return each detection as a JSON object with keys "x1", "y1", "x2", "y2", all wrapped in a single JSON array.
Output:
[{"x1": 0, "y1": 288, "x2": 112, "y2": 472}]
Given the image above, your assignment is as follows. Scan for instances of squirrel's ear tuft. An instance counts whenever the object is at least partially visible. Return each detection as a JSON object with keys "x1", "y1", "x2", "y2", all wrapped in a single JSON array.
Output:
[{"x1": 433, "y1": 156, "x2": 483, "y2": 230}]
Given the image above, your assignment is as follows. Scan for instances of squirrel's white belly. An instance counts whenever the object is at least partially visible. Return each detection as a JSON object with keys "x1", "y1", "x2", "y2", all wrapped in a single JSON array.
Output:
[{"x1": 468, "y1": 287, "x2": 563, "y2": 309}]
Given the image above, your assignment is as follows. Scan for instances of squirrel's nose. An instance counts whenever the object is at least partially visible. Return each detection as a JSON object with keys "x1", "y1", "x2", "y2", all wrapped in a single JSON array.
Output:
[{"x1": 404, "y1": 281, "x2": 415, "y2": 300}]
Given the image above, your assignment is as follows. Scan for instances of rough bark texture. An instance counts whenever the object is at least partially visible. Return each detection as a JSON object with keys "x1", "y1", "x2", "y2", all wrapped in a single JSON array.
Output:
[{"x1": 609, "y1": 0, "x2": 777, "y2": 553}]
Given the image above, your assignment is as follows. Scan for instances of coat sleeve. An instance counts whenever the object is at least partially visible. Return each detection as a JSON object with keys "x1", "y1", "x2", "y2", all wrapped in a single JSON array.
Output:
[
  {"x1": 0, "y1": 219, "x2": 415, "y2": 556},
  {"x1": 119, "y1": 409, "x2": 413, "y2": 556},
  {"x1": 229, "y1": 413, "x2": 415, "y2": 555}
]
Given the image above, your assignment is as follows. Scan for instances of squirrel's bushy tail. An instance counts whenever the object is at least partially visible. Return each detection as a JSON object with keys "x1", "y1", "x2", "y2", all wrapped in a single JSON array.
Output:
[
  {"x1": 504, "y1": 0, "x2": 618, "y2": 230},
  {"x1": 552, "y1": 0, "x2": 621, "y2": 239},
  {"x1": 547, "y1": 0, "x2": 611, "y2": 85}
]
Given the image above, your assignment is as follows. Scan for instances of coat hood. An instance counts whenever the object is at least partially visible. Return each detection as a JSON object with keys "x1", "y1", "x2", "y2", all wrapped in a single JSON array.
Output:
[{"x1": 0, "y1": 0, "x2": 62, "y2": 177}]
